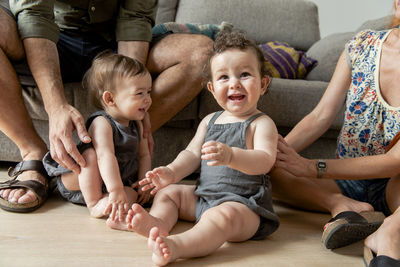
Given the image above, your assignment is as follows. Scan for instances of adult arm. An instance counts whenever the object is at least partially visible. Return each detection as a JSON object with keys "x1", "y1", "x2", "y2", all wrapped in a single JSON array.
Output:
[
  {"x1": 136, "y1": 121, "x2": 152, "y2": 204},
  {"x1": 117, "y1": 0, "x2": 157, "y2": 151},
  {"x1": 23, "y1": 38, "x2": 90, "y2": 173},
  {"x1": 11, "y1": 0, "x2": 90, "y2": 173},
  {"x1": 276, "y1": 135, "x2": 400, "y2": 180},
  {"x1": 285, "y1": 51, "x2": 351, "y2": 152}
]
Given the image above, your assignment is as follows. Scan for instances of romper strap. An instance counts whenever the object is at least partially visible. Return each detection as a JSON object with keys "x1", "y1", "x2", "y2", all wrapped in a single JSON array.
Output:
[
  {"x1": 208, "y1": 111, "x2": 223, "y2": 127},
  {"x1": 243, "y1": 112, "x2": 265, "y2": 127}
]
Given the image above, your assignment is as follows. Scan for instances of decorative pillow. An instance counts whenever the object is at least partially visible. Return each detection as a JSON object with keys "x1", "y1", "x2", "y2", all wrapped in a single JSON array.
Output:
[
  {"x1": 152, "y1": 21, "x2": 233, "y2": 40},
  {"x1": 258, "y1": 41, "x2": 317, "y2": 79}
]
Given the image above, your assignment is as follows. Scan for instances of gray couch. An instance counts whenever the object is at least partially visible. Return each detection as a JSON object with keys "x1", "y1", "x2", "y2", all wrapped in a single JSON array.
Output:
[{"x1": 0, "y1": 0, "x2": 392, "y2": 169}]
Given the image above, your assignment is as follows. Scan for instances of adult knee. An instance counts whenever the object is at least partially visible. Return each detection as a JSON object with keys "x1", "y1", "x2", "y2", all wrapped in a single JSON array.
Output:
[
  {"x1": 185, "y1": 35, "x2": 213, "y2": 74},
  {"x1": 0, "y1": 8, "x2": 24, "y2": 60}
]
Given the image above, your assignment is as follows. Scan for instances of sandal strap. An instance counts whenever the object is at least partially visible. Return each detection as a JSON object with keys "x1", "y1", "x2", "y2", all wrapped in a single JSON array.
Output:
[
  {"x1": 328, "y1": 211, "x2": 367, "y2": 224},
  {"x1": 0, "y1": 179, "x2": 48, "y2": 200},
  {"x1": 7, "y1": 160, "x2": 48, "y2": 179}
]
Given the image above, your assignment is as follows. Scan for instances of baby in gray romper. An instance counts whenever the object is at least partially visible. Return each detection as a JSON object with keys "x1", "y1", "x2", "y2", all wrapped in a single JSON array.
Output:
[
  {"x1": 43, "y1": 52, "x2": 152, "y2": 223},
  {"x1": 121, "y1": 31, "x2": 280, "y2": 266}
]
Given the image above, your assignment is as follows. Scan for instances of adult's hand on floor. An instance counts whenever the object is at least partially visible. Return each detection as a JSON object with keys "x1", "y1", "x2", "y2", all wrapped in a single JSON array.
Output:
[{"x1": 49, "y1": 104, "x2": 91, "y2": 174}]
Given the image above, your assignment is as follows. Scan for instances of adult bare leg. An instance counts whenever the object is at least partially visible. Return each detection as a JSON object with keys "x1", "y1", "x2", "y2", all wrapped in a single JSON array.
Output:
[
  {"x1": 365, "y1": 206, "x2": 400, "y2": 261},
  {"x1": 0, "y1": 9, "x2": 48, "y2": 204},
  {"x1": 270, "y1": 167, "x2": 373, "y2": 216},
  {"x1": 147, "y1": 34, "x2": 213, "y2": 131}
]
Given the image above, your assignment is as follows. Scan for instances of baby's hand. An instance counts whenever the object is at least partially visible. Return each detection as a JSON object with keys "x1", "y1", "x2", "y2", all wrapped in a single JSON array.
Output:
[
  {"x1": 139, "y1": 167, "x2": 175, "y2": 195},
  {"x1": 104, "y1": 188, "x2": 129, "y2": 222},
  {"x1": 201, "y1": 140, "x2": 232, "y2": 166}
]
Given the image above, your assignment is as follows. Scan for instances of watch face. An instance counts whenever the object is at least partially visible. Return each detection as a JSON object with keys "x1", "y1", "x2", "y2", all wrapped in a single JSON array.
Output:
[{"x1": 318, "y1": 161, "x2": 326, "y2": 169}]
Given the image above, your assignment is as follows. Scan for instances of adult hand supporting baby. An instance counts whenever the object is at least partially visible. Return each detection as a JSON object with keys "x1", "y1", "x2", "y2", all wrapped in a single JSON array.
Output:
[{"x1": 275, "y1": 135, "x2": 317, "y2": 178}]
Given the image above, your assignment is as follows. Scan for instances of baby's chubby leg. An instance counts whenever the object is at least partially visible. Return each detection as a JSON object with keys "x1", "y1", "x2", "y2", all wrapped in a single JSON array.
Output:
[
  {"x1": 126, "y1": 184, "x2": 197, "y2": 237},
  {"x1": 148, "y1": 201, "x2": 260, "y2": 265},
  {"x1": 76, "y1": 148, "x2": 108, "y2": 218}
]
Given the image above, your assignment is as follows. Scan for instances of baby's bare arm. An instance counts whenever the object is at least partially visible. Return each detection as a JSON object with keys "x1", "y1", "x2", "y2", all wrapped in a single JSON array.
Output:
[{"x1": 90, "y1": 117, "x2": 128, "y2": 219}]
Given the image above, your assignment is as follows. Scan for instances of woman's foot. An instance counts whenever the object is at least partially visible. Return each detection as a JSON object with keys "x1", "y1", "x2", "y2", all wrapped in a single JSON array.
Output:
[
  {"x1": 148, "y1": 227, "x2": 174, "y2": 266},
  {"x1": 330, "y1": 193, "x2": 374, "y2": 218},
  {"x1": 365, "y1": 208, "x2": 400, "y2": 260},
  {"x1": 125, "y1": 204, "x2": 169, "y2": 237}
]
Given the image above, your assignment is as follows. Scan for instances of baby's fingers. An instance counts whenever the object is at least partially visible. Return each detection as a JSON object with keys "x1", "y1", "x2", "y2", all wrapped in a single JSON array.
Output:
[
  {"x1": 141, "y1": 182, "x2": 155, "y2": 192},
  {"x1": 104, "y1": 203, "x2": 112, "y2": 216},
  {"x1": 202, "y1": 140, "x2": 217, "y2": 149},
  {"x1": 118, "y1": 203, "x2": 129, "y2": 222},
  {"x1": 139, "y1": 177, "x2": 152, "y2": 186},
  {"x1": 109, "y1": 203, "x2": 118, "y2": 221}
]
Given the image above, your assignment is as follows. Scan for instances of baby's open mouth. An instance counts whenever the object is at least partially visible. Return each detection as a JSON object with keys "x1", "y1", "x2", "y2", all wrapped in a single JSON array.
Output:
[{"x1": 228, "y1": 95, "x2": 245, "y2": 101}]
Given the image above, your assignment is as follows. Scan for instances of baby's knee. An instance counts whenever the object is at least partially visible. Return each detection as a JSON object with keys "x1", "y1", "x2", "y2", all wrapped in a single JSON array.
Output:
[
  {"x1": 203, "y1": 205, "x2": 238, "y2": 228},
  {"x1": 154, "y1": 184, "x2": 181, "y2": 200}
]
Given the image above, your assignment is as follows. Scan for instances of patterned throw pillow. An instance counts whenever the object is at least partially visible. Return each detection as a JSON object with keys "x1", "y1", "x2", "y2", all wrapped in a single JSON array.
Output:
[{"x1": 258, "y1": 41, "x2": 317, "y2": 79}]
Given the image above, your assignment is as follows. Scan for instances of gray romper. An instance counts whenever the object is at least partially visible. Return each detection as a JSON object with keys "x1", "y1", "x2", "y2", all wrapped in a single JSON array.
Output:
[
  {"x1": 194, "y1": 111, "x2": 280, "y2": 240},
  {"x1": 43, "y1": 110, "x2": 140, "y2": 204}
]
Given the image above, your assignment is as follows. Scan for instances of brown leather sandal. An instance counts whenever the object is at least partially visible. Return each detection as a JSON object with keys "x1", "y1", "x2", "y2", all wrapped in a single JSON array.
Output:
[{"x1": 0, "y1": 160, "x2": 49, "y2": 213}]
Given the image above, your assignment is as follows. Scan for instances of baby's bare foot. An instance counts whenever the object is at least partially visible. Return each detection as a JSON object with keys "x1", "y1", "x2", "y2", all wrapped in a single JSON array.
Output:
[
  {"x1": 106, "y1": 211, "x2": 130, "y2": 231},
  {"x1": 126, "y1": 204, "x2": 168, "y2": 237},
  {"x1": 88, "y1": 198, "x2": 109, "y2": 218},
  {"x1": 148, "y1": 227, "x2": 173, "y2": 266}
]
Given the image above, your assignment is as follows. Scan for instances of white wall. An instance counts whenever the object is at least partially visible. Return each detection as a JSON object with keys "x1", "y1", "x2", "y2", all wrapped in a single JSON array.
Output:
[{"x1": 307, "y1": 0, "x2": 393, "y2": 38}]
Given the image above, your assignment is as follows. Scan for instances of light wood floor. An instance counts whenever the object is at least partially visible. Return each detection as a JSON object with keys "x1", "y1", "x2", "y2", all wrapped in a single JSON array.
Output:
[{"x1": 0, "y1": 163, "x2": 365, "y2": 267}]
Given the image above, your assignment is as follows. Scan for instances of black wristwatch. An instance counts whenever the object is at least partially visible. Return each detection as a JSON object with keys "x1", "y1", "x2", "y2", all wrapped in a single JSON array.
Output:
[{"x1": 316, "y1": 159, "x2": 327, "y2": 179}]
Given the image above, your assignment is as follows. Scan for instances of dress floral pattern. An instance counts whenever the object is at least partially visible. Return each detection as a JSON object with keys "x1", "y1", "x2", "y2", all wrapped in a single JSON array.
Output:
[{"x1": 337, "y1": 29, "x2": 400, "y2": 159}]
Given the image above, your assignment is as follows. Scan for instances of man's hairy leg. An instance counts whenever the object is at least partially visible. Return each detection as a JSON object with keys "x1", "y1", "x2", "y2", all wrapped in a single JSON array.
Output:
[
  {"x1": 147, "y1": 34, "x2": 213, "y2": 131},
  {"x1": 0, "y1": 8, "x2": 48, "y2": 204}
]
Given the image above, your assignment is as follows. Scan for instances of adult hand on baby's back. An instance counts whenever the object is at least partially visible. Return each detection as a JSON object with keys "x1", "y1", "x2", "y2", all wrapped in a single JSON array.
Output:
[
  {"x1": 275, "y1": 135, "x2": 315, "y2": 178},
  {"x1": 140, "y1": 167, "x2": 175, "y2": 195},
  {"x1": 48, "y1": 104, "x2": 91, "y2": 174},
  {"x1": 201, "y1": 141, "x2": 232, "y2": 166}
]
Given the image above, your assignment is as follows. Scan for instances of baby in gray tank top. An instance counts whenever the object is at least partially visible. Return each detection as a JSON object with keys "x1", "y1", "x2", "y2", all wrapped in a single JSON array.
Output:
[
  {"x1": 120, "y1": 31, "x2": 280, "y2": 266},
  {"x1": 42, "y1": 52, "x2": 152, "y2": 223}
]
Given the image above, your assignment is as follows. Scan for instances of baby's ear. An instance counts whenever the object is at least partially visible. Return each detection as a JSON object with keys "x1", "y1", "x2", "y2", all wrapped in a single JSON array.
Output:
[
  {"x1": 102, "y1": 91, "x2": 115, "y2": 106},
  {"x1": 207, "y1": 81, "x2": 215, "y2": 93},
  {"x1": 260, "y1": 76, "x2": 271, "y2": 95}
]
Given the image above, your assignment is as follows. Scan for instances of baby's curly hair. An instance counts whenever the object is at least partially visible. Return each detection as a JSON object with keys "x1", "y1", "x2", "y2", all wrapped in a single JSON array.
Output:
[
  {"x1": 203, "y1": 31, "x2": 269, "y2": 83},
  {"x1": 83, "y1": 50, "x2": 148, "y2": 110}
]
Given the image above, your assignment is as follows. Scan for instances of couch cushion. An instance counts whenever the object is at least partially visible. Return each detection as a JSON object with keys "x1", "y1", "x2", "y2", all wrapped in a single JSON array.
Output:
[
  {"x1": 356, "y1": 16, "x2": 391, "y2": 32},
  {"x1": 155, "y1": 0, "x2": 179, "y2": 24},
  {"x1": 174, "y1": 0, "x2": 320, "y2": 51},
  {"x1": 306, "y1": 32, "x2": 355, "y2": 82}
]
